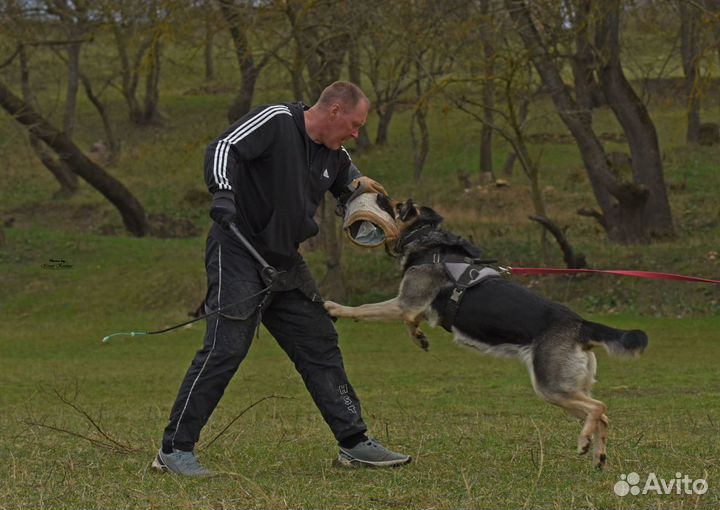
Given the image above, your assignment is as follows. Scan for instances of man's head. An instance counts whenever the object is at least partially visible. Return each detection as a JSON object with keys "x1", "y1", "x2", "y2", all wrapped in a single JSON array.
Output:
[{"x1": 305, "y1": 81, "x2": 370, "y2": 150}]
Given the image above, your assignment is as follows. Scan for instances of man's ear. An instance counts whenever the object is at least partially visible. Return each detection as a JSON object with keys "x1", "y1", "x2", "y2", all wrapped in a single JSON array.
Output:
[
  {"x1": 329, "y1": 103, "x2": 341, "y2": 119},
  {"x1": 397, "y1": 199, "x2": 417, "y2": 222}
]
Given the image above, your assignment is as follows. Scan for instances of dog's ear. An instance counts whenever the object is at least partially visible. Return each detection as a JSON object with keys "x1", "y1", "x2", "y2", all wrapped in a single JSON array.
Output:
[
  {"x1": 397, "y1": 199, "x2": 417, "y2": 222},
  {"x1": 375, "y1": 193, "x2": 395, "y2": 218},
  {"x1": 418, "y1": 206, "x2": 444, "y2": 226}
]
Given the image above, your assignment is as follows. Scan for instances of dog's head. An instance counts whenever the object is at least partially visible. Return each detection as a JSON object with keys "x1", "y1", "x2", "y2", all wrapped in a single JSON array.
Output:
[{"x1": 388, "y1": 199, "x2": 444, "y2": 252}]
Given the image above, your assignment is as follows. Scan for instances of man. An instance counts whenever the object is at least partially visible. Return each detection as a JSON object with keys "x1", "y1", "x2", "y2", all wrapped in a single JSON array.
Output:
[{"x1": 152, "y1": 81, "x2": 411, "y2": 476}]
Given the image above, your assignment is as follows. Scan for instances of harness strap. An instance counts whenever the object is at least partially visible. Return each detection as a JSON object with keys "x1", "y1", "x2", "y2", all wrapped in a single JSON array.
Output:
[
  {"x1": 439, "y1": 263, "x2": 500, "y2": 331},
  {"x1": 403, "y1": 248, "x2": 500, "y2": 332}
]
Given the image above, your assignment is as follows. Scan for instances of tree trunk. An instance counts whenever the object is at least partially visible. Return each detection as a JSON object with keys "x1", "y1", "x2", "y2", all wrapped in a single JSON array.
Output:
[
  {"x1": 204, "y1": 8, "x2": 215, "y2": 81},
  {"x1": 289, "y1": 41, "x2": 305, "y2": 100},
  {"x1": 318, "y1": 196, "x2": 346, "y2": 302},
  {"x1": 63, "y1": 40, "x2": 81, "y2": 138},
  {"x1": 19, "y1": 45, "x2": 78, "y2": 197},
  {"x1": 0, "y1": 79, "x2": 149, "y2": 236},
  {"x1": 710, "y1": 0, "x2": 720, "y2": 73},
  {"x1": 375, "y1": 102, "x2": 395, "y2": 146},
  {"x1": 411, "y1": 105, "x2": 429, "y2": 182},
  {"x1": 29, "y1": 135, "x2": 79, "y2": 199},
  {"x1": 595, "y1": 1, "x2": 674, "y2": 238},
  {"x1": 80, "y1": 73, "x2": 120, "y2": 163},
  {"x1": 503, "y1": 94, "x2": 531, "y2": 176},
  {"x1": 218, "y1": 0, "x2": 260, "y2": 122},
  {"x1": 111, "y1": 21, "x2": 152, "y2": 124},
  {"x1": 348, "y1": 36, "x2": 371, "y2": 153},
  {"x1": 142, "y1": 32, "x2": 164, "y2": 124},
  {"x1": 679, "y1": 0, "x2": 701, "y2": 144},
  {"x1": 480, "y1": 0, "x2": 495, "y2": 179},
  {"x1": 569, "y1": 0, "x2": 600, "y2": 125}
]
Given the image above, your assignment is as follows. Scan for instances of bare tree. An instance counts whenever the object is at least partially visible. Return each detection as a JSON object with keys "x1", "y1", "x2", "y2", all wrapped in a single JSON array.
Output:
[
  {"x1": 479, "y1": 0, "x2": 496, "y2": 181},
  {"x1": 346, "y1": 16, "x2": 371, "y2": 153},
  {"x1": 0, "y1": 78, "x2": 149, "y2": 236},
  {"x1": 18, "y1": 44, "x2": 79, "y2": 198},
  {"x1": 4, "y1": 0, "x2": 80, "y2": 197},
  {"x1": 705, "y1": 0, "x2": 720, "y2": 73},
  {"x1": 43, "y1": 0, "x2": 90, "y2": 139},
  {"x1": 103, "y1": 0, "x2": 167, "y2": 124},
  {"x1": 594, "y1": 0, "x2": 674, "y2": 238},
  {"x1": 506, "y1": 0, "x2": 674, "y2": 244},
  {"x1": 567, "y1": 0, "x2": 603, "y2": 126},
  {"x1": 203, "y1": 0, "x2": 218, "y2": 81},
  {"x1": 216, "y1": 0, "x2": 288, "y2": 122}
]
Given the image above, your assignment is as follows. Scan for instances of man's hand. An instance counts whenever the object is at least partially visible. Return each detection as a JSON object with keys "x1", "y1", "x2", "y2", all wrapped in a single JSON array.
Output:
[
  {"x1": 209, "y1": 190, "x2": 237, "y2": 229},
  {"x1": 351, "y1": 176, "x2": 387, "y2": 196}
]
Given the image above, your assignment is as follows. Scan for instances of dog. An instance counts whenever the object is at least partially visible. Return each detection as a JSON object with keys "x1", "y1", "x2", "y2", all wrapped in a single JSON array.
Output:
[{"x1": 324, "y1": 199, "x2": 648, "y2": 469}]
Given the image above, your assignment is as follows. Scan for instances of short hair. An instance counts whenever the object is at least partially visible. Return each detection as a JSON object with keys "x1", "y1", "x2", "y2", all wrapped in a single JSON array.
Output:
[{"x1": 316, "y1": 81, "x2": 369, "y2": 110}]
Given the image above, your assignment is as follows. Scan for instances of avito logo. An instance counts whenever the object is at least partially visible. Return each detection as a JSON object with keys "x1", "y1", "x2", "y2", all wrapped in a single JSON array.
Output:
[{"x1": 614, "y1": 472, "x2": 708, "y2": 497}]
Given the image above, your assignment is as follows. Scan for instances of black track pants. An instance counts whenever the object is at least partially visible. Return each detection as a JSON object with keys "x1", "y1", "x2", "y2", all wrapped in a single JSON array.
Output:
[{"x1": 161, "y1": 231, "x2": 367, "y2": 452}]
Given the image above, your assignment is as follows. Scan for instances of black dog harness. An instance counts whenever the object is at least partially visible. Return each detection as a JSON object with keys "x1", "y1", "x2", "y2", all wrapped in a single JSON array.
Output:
[{"x1": 405, "y1": 249, "x2": 502, "y2": 331}]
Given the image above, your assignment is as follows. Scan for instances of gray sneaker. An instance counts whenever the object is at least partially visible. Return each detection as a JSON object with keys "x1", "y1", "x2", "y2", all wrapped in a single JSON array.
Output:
[
  {"x1": 151, "y1": 448, "x2": 212, "y2": 477},
  {"x1": 337, "y1": 438, "x2": 412, "y2": 467}
]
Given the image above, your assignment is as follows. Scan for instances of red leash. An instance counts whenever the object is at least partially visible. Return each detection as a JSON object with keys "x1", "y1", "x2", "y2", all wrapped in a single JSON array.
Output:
[{"x1": 505, "y1": 267, "x2": 720, "y2": 285}]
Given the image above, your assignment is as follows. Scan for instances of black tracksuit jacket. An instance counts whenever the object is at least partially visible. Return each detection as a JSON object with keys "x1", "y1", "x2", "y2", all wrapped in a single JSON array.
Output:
[{"x1": 204, "y1": 101, "x2": 361, "y2": 270}]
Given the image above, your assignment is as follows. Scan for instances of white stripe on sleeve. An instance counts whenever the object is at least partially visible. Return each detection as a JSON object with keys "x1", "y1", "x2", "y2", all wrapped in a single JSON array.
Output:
[{"x1": 212, "y1": 105, "x2": 292, "y2": 190}]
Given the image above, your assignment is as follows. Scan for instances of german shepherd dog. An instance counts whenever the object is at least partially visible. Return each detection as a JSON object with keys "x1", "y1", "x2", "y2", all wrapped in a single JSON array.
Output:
[{"x1": 325, "y1": 199, "x2": 648, "y2": 469}]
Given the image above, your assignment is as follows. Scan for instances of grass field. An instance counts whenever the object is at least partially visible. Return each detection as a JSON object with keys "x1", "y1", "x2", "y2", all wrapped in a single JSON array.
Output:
[
  {"x1": 2, "y1": 30, "x2": 720, "y2": 507},
  {"x1": 0, "y1": 226, "x2": 718, "y2": 509}
]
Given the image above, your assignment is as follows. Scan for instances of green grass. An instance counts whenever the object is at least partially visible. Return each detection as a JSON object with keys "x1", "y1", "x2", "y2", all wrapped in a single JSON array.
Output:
[
  {"x1": 1, "y1": 272, "x2": 718, "y2": 508},
  {"x1": 0, "y1": 227, "x2": 719, "y2": 508}
]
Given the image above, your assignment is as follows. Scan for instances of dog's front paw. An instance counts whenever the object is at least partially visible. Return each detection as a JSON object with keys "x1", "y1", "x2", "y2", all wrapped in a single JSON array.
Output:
[
  {"x1": 324, "y1": 300, "x2": 348, "y2": 318},
  {"x1": 411, "y1": 329, "x2": 430, "y2": 351}
]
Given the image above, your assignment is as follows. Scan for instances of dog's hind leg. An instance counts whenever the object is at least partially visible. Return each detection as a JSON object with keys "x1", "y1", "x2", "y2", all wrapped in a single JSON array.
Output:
[
  {"x1": 594, "y1": 412, "x2": 609, "y2": 468},
  {"x1": 581, "y1": 351, "x2": 610, "y2": 468},
  {"x1": 568, "y1": 393, "x2": 608, "y2": 468},
  {"x1": 530, "y1": 334, "x2": 608, "y2": 468}
]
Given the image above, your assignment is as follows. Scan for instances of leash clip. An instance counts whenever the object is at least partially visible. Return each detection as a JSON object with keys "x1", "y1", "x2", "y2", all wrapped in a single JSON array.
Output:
[{"x1": 497, "y1": 265, "x2": 512, "y2": 275}]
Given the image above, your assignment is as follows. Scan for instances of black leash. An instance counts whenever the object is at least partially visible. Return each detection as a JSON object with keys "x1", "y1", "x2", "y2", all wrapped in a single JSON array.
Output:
[{"x1": 101, "y1": 286, "x2": 272, "y2": 342}]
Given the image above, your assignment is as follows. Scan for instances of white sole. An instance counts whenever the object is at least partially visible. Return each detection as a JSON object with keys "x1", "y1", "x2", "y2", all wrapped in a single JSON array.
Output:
[
  {"x1": 336, "y1": 452, "x2": 412, "y2": 468},
  {"x1": 151, "y1": 455, "x2": 168, "y2": 472}
]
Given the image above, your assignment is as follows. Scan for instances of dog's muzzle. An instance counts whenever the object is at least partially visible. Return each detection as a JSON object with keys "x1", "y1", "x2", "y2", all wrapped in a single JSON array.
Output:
[{"x1": 342, "y1": 193, "x2": 399, "y2": 248}]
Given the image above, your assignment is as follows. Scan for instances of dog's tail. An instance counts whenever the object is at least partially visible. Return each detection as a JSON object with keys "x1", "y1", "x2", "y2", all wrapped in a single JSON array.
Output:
[{"x1": 580, "y1": 320, "x2": 648, "y2": 357}]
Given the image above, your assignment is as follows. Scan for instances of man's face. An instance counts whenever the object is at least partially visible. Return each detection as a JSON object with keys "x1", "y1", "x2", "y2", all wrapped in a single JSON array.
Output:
[{"x1": 324, "y1": 99, "x2": 369, "y2": 150}]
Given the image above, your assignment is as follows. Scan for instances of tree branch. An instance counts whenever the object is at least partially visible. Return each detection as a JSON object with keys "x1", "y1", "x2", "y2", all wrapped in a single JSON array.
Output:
[{"x1": 528, "y1": 215, "x2": 587, "y2": 269}]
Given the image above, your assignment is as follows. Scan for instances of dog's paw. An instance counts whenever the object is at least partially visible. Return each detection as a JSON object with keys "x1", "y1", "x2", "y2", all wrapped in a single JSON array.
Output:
[
  {"x1": 324, "y1": 301, "x2": 346, "y2": 318},
  {"x1": 594, "y1": 453, "x2": 607, "y2": 470},
  {"x1": 411, "y1": 329, "x2": 430, "y2": 351},
  {"x1": 577, "y1": 435, "x2": 592, "y2": 456}
]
